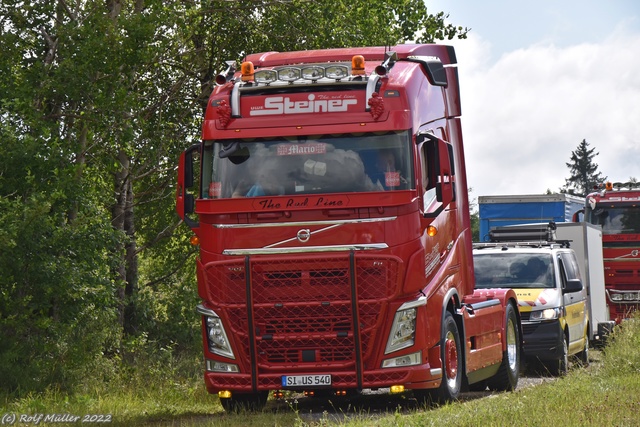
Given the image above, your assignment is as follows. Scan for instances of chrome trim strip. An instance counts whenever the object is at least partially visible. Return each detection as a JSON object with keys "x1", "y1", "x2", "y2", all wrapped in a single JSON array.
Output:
[
  {"x1": 231, "y1": 82, "x2": 240, "y2": 116},
  {"x1": 213, "y1": 216, "x2": 397, "y2": 229},
  {"x1": 196, "y1": 304, "x2": 219, "y2": 318},
  {"x1": 365, "y1": 74, "x2": 380, "y2": 110},
  {"x1": 398, "y1": 296, "x2": 427, "y2": 311},
  {"x1": 264, "y1": 224, "x2": 341, "y2": 248},
  {"x1": 222, "y1": 243, "x2": 388, "y2": 255}
]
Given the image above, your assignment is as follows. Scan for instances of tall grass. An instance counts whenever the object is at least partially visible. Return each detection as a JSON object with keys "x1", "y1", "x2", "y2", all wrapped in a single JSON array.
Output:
[
  {"x1": 2, "y1": 317, "x2": 640, "y2": 426},
  {"x1": 368, "y1": 316, "x2": 640, "y2": 427}
]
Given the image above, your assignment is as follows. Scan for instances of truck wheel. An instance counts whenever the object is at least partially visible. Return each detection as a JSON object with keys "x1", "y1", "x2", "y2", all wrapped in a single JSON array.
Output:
[
  {"x1": 547, "y1": 332, "x2": 568, "y2": 376},
  {"x1": 413, "y1": 311, "x2": 462, "y2": 405},
  {"x1": 436, "y1": 311, "x2": 463, "y2": 402},
  {"x1": 219, "y1": 391, "x2": 268, "y2": 413},
  {"x1": 576, "y1": 331, "x2": 590, "y2": 367},
  {"x1": 487, "y1": 302, "x2": 520, "y2": 391}
]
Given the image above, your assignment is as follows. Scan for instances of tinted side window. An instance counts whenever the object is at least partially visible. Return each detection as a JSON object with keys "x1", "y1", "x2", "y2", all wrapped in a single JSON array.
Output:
[{"x1": 559, "y1": 252, "x2": 581, "y2": 281}]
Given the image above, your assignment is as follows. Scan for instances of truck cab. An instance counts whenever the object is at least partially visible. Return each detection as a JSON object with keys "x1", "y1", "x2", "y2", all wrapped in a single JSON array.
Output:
[
  {"x1": 177, "y1": 44, "x2": 522, "y2": 411},
  {"x1": 473, "y1": 224, "x2": 589, "y2": 375}
]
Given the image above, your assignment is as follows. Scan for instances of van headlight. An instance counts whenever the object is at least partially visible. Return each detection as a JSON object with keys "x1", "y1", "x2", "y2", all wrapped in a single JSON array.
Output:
[
  {"x1": 530, "y1": 307, "x2": 563, "y2": 321},
  {"x1": 385, "y1": 297, "x2": 426, "y2": 354},
  {"x1": 197, "y1": 304, "x2": 235, "y2": 359}
]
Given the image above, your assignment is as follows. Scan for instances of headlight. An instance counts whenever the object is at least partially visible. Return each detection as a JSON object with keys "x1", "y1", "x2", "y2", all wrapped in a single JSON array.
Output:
[
  {"x1": 385, "y1": 297, "x2": 426, "y2": 354},
  {"x1": 529, "y1": 307, "x2": 563, "y2": 321},
  {"x1": 197, "y1": 304, "x2": 235, "y2": 359}
]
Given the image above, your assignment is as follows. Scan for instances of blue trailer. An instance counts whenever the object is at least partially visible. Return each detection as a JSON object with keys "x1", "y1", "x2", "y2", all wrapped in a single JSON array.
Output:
[{"x1": 478, "y1": 194, "x2": 584, "y2": 242}]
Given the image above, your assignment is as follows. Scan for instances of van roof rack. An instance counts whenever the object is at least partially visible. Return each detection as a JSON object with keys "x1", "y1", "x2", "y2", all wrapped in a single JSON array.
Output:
[{"x1": 477, "y1": 221, "x2": 572, "y2": 249}]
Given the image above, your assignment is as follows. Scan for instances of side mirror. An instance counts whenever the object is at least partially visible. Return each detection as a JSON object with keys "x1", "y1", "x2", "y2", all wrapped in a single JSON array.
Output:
[
  {"x1": 564, "y1": 278, "x2": 583, "y2": 294},
  {"x1": 176, "y1": 144, "x2": 200, "y2": 229}
]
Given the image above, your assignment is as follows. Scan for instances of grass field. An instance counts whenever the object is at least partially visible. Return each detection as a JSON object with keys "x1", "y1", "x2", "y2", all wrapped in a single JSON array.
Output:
[{"x1": 2, "y1": 317, "x2": 640, "y2": 426}]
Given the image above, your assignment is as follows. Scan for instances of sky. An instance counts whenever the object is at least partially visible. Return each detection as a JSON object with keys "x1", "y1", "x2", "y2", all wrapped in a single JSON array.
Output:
[{"x1": 426, "y1": 0, "x2": 640, "y2": 199}]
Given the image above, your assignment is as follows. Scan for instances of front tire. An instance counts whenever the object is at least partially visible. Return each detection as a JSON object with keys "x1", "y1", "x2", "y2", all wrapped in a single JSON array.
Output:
[
  {"x1": 430, "y1": 311, "x2": 463, "y2": 403},
  {"x1": 547, "y1": 332, "x2": 568, "y2": 376},
  {"x1": 487, "y1": 302, "x2": 520, "y2": 391},
  {"x1": 414, "y1": 311, "x2": 463, "y2": 405}
]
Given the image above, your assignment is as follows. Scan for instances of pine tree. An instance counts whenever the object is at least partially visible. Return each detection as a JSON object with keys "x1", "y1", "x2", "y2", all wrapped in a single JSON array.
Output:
[{"x1": 563, "y1": 139, "x2": 607, "y2": 196}]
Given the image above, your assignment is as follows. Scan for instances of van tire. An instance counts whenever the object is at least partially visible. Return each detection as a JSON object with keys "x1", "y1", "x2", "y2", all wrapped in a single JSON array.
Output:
[
  {"x1": 487, "y1": 302, "x2": 520, "y2": 391},
  {"x1": 547, "y1": 332, "x2": 568, "y2": 376},
  {"x1": 576, "y1": 331, "x2": 590, "y2": 367}
]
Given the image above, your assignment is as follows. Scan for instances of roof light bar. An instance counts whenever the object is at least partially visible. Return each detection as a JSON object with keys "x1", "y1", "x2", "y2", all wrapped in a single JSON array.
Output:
[
  {"x1": 278, "y1": 67, "x2": 301, "y2": 83},
  {"x1": 254, "y1": 69, "x2": 277, "y2": 84},
  {"x1": 301, "y1": 66, "x2": 324, "y2": 82},
  {"x1": 325, "y1": 65, "x2": 349, "y2": 80}
]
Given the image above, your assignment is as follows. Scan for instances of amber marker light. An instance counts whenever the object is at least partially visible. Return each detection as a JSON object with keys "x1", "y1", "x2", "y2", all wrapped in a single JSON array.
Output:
[
  {"x1": 190, "y1": 235, "x2": 200, "y2": 246},
  {"x1": 605, "y1": 181, "x2": 613, "y2": 191},
  {"x1": 218, "y1": 390, "x2": 232, "y2": 399},
  {"x1": 427, "y1": 226, "x2": 438, "y2": 237},
  {"x1": 352, "y1": 55, "x2": 365, "y2": 75},
  {"x1": 241, "y1": 61, "x2": 254, "y2": 82},
  {"x1": 390, "y1": 385, "x2": 405, "y2": 394}
]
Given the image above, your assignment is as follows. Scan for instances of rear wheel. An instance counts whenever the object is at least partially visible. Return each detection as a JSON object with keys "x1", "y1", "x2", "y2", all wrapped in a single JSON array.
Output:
[
  {"x1": 576, "y1": 330, "x2": 590, "y2": 367},
  {"x1": 487, "y1": 302, "x2": 521, "y2": 391},
  {"x1": 219, "y1": 391, "x2": 268, "y2": 413}
]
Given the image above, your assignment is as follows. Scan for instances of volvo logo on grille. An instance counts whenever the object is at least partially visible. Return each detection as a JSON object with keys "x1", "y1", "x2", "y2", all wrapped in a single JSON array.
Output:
[{"x1": 297, "y1": 229, "x2": 311, "y2": 243}]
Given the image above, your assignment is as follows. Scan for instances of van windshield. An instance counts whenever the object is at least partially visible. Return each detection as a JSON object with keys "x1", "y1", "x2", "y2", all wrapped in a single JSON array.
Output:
[
  {"x1": 474, "y1": 253, "x2": 554, "y2": 289},
  {"x1": 200, "y1": 131, "x2": 414, "y2": 199}
]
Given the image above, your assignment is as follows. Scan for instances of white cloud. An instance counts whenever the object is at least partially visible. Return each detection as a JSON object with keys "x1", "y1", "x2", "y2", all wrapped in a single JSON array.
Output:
[{"x1": 445, "y1": 28, "x2": 640, "y2": 198}]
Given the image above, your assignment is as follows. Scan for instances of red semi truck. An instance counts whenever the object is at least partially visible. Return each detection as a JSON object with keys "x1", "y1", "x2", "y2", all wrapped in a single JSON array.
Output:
[
  {"x1": 578, "y1": 182, "x2": 640, "y2": 322},
  {"x1": 176, "y1": 44, "x2": 521, "y2": 411}
]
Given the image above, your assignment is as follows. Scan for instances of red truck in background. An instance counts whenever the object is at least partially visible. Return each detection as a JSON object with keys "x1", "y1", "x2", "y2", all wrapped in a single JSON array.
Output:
[
  {"x1": 176, "y1": 44, "x2": 521, "y2": 412},
  {"x1": 578, "y1": 182, "x2": 640, "y2": 322}
]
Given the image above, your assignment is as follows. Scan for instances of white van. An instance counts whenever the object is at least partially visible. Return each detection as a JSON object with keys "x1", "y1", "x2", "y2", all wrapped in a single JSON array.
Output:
[{"x1": 473, "y1": 240, "x2": 589, "y2": 376}]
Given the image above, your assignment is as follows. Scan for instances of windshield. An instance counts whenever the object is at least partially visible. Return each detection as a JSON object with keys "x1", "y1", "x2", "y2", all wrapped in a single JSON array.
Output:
[
  {"x1": 474, "y1": 253, "x2": 554, "y2": 289},
  {"x1": 586, "y1": 206, "x2": 640, "y2": 234},
  {"x1": 200, "y1": 131, "x2": 414, "y2": 199}
]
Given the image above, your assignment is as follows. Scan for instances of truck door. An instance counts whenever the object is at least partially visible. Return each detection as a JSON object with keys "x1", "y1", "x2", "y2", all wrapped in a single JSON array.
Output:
[
  {"x1": 558, "y1": 252, "x2": 587, "y2": 348},
  {"x1": 417, "y1": 133, "x2": 457, "y2": 281}
]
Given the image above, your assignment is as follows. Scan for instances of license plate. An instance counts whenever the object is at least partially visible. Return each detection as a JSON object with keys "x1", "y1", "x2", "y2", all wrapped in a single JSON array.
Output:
[{"x1": 281, "y1": 374, "x2": 332, "y2": 387}]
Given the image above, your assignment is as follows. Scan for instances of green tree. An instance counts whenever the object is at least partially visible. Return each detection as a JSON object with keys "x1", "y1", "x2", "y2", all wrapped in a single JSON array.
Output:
[{"x1": 562, "y1": 139, "x2": 607, "y2": 197}]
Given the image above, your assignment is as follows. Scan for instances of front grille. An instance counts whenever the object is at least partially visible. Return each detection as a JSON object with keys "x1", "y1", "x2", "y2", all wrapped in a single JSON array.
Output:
[{"x1": 203, "y1": 253, "x2": 399, "y2": 371}]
